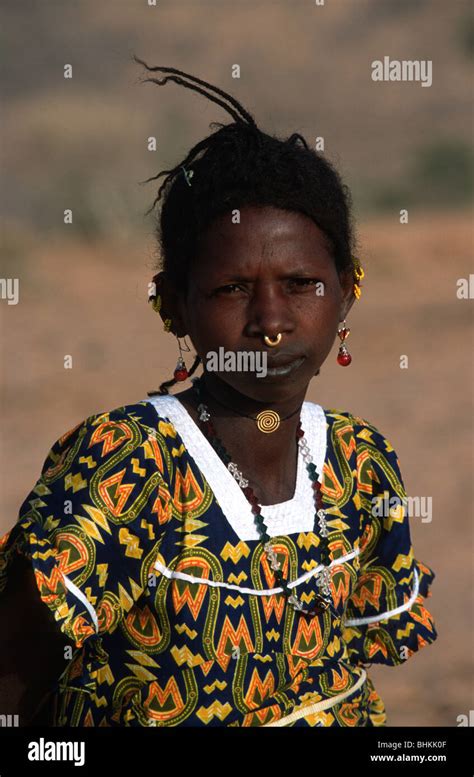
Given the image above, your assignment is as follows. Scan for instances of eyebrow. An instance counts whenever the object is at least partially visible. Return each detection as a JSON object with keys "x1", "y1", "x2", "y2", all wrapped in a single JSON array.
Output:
[{"x1": 213, "y1": 267, "x2": 324, "y2": 281}]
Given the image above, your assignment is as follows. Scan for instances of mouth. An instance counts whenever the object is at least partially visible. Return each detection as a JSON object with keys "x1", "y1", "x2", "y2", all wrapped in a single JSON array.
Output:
[{"x1": 263, "y1": 355, "x2": 305, "y2": 377}]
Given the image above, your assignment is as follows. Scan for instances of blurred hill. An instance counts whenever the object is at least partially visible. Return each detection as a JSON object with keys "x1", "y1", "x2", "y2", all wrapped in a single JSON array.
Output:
[{"x1": 1, "y1": 0, "x2": 473, "y2": 240}]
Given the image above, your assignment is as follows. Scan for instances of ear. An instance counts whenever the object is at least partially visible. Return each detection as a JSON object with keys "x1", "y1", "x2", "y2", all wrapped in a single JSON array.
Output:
[
  {"x1": 152, "y1": 271, "x2": 188, "y2": 338},
  {"x1": 338, "y1": 268, "x2": 357, "y2": 320}
]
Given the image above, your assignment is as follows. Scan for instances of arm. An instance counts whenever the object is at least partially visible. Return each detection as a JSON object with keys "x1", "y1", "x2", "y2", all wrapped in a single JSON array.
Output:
[
  {"x1": 0, "y1": 555, "x2": 74, "y2": 725},
  {"x1": 0, "y1": 405, "x2": 172, "y2": 726},
  {"x1": 341, "y1": 419, "x2": 438, "y2": 666}
]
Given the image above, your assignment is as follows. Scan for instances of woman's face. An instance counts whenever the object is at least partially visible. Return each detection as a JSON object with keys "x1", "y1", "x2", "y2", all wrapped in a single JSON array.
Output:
[{"x1": 170, "y1": 205, "x2": 355, "y2": 404}]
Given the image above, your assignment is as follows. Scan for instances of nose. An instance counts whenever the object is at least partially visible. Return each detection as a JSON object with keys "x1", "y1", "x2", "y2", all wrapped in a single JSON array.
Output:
[{"x1": 243, "y1": 281, "x2": 295, "y2": 342}]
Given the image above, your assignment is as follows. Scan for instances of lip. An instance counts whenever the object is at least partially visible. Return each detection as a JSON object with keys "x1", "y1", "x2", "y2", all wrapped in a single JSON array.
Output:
[
  {"x1": 263, "y1": 355, "x2": 305, "y2": 377},
  {"x1": 265, "y1": 351, "x2": 304, "y2": 368}
]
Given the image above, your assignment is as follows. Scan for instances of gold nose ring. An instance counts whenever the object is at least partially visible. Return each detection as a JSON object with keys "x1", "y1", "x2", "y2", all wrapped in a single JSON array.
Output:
[{"x1": 263, "y1": 333, "x2": 282, "y2": 347}]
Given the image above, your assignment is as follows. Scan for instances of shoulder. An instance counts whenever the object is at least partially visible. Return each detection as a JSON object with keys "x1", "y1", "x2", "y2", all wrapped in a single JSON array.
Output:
[
  {"x1": 320, "y1": 406, "x2": 397, "y2": 454},
  {"x1": 318, "y1": 406, "x2": 406, "y2": 496},
  {"x1": 39, "y1": 399, "x2": 176, "y2": 483},
  {"x1": 308, "y1": 403, "x2": 403, "y2": 478}
]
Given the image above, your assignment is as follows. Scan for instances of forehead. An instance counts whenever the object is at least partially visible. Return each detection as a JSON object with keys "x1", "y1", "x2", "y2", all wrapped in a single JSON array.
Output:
[{"x1": 193, "y1": 205, "x2": 334, "y2": 275}]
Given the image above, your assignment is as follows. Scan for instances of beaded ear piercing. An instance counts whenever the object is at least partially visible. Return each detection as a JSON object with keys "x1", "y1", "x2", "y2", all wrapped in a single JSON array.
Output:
[
  {"x1": 337, "y1": 320, "x2": 351, "y2": 366},
  {"x1": 334, "y1": 258, "x2": 364, "y2": 366},
  {"x1": 148, "y1": 274, "x2": 190, "y2": 381},
  {"x1": 174, "y1": 337, "x2": 191, "y2": 381}
]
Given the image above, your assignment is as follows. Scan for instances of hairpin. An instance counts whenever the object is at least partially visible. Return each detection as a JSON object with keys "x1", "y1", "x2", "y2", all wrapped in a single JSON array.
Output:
[{"x1": 180, "y1": 165, "x2": 194, "y2": 187}]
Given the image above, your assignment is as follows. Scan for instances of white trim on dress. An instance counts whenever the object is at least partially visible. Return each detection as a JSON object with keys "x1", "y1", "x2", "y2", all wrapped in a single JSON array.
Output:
[
  {"x1": 153, "y1": 548, "x2": 360, "y2": 595},
  {"x1": 62, "y1": 573, "x2": 99, "y2": 633},
  {"x1": 144, "y1": 394, "x2": 328, "y2": 541},
  {"x1": 343, "y1": 567, "x2": 420, "y2": 626},
  {"x1": 263, "y1": 667, "x2": 368, "y2": 726}
]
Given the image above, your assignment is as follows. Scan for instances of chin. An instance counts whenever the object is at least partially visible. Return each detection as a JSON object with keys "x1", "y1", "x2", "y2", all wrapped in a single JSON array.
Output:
[{"x1": 216, "y1": 370, "x2": 312, "y2": 405}]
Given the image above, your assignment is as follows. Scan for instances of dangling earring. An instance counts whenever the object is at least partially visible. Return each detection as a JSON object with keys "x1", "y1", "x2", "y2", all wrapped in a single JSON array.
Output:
[
  {"x1": 337, "y1": 320, "x2": 352, "y2": 366},
  {"x1": 174, "y1": 336, "x2": 191, "y2": 382}
]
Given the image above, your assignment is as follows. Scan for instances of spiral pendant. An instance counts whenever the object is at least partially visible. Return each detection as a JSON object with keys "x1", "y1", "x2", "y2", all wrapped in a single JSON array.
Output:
[{"x1": 256, "y1": 409, "x2": 280, "y2": 433}]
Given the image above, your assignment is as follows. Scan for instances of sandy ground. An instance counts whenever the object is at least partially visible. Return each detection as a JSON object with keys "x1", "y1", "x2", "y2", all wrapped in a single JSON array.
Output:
[{"x1": 0, "y1": 210, "x2": 472, "y2": 726}]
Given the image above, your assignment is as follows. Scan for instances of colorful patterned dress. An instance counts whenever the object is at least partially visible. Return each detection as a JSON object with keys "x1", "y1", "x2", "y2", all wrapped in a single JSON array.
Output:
[{"x1": 0, "y1": 395, "x2": 438, "y2": 727}]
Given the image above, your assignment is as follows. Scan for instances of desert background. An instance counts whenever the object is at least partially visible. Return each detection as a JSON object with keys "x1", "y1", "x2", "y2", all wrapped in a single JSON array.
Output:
[{"x1": 0, "y1": 0, "x2": 473, "y2": 727}]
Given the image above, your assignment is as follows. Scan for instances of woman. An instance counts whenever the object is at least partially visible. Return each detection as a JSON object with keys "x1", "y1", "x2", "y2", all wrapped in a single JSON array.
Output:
[{"x1": 0, "y1": 62, "x2": 437, "y2": 727}]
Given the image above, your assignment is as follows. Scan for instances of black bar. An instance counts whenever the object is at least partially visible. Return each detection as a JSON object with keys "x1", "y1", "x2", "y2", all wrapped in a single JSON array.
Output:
[{"x1": 0, "y1": 725, "x2": 471, "y2": 775}]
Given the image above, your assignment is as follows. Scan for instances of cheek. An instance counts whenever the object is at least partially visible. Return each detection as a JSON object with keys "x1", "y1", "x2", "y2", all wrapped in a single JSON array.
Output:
[
  {"x1": 185, "y1": 301, "x2": 239, "y2": 353},
  {"x1": 301, "y1": 297, "x2": 340, "y2": 336}
]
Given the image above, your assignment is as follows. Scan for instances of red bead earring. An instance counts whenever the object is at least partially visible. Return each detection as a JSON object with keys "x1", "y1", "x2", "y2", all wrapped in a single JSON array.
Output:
[
  {"x1": 336, "y1": 320, "x2": 352, "y2": 366},
  {"x1": 173, "y1": 356, "x2": 188, "y2": 382},
  {"x1": 173, "y1": 337, "x2": 191, "y2": 381}
]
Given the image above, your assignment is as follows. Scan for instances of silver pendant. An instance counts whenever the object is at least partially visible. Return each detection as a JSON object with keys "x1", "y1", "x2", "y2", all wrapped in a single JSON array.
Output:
[
  {"x1": 227, "y1": 462, "x2": 249, "y2": 489},
  {"x1": 264, "y1": 542, "x2": 282, "y2": 571},
  {"x1": 315, "y1": 566, "x2": 332, "y2": 598},
  {"x1": 197, "y1": 403, "x2": 210, "y2": 422},
  {"x1": 288, "y1": 594, "x2": 305, "y2": 612}
]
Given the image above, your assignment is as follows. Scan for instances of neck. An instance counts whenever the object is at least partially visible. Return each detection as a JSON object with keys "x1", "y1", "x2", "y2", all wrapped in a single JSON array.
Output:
[
  {"x1": 177, "y1": 373, "x2": 308, "y2": 502},
  {"x1": 199, "y1": 371, "x2": 306, "y2": 421}
]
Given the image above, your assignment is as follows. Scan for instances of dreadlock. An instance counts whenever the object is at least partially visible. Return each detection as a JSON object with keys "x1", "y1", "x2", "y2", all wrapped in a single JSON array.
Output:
[{"x1": 133, "y1": 57, "x2": 357, "y2": 396}]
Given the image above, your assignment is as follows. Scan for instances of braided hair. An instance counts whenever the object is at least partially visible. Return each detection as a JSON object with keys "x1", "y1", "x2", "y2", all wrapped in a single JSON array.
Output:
[{"x1": 133, "y1": 58, "x2": 357, "y2": 395}]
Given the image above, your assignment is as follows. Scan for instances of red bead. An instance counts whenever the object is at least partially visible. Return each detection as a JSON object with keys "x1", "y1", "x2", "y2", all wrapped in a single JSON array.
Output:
[
  {"x1": 242, "y1": 486, "x2": 259, "y2": 507},
  {"x1": 174, "y1": 369, "x2": 189, "y2": 381},
  {"x1": 337, "y1": 351, "x2": 352, "y2": 366}
]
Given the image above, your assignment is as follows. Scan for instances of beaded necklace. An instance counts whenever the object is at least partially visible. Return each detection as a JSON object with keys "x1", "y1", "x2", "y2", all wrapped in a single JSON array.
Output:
[{"x1": 191, "y1": 376, "x2": 334, "y2": 617}]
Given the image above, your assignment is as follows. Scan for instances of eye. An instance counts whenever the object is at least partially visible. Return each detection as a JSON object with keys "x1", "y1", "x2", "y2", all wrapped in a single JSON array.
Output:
[
  {"x1": 288, "y1": 278, "x2": 323, "y2": 289},
  {"x1": 214, "y1": 284, "x2": 246, "y2": 295}
]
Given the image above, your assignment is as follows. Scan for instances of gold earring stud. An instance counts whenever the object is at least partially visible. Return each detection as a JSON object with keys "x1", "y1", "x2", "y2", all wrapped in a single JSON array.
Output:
[
  {"x1": 352, "y1": 257, "x2": 365, "y2": 300},
  {"x1": 151, "y1": 293, "x2": 162, "y2": 314}
]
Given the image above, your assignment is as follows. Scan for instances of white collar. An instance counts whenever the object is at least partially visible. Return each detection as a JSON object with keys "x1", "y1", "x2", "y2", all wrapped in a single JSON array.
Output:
[{"x1": 144, "y1": 394, "x2": 328, "y2": 541}]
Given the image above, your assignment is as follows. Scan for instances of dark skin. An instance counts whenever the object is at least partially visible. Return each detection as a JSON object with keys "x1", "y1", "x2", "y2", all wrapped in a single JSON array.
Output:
[
  {"x1": 0, "y1": 555, "x2": 74, "y2": 724},
  {"x1": 159, "y1": 205, "x2": 356, "y2": 504},
  {"x1": 0, "y1": 205, "x2": 356, "y2": 722}
]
